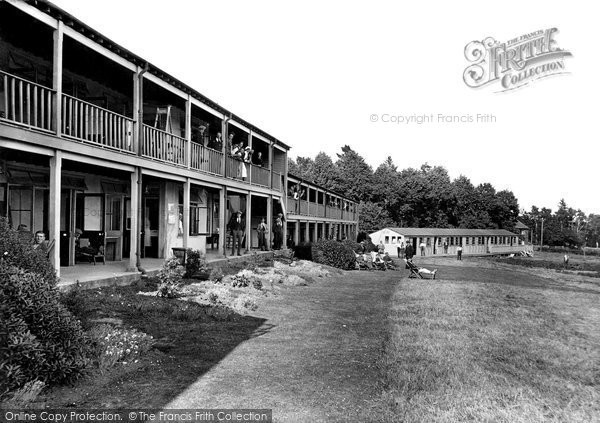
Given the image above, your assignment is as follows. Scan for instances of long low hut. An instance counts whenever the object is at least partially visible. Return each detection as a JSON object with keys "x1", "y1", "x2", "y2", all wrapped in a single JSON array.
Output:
[{"x1": 369, "y1": 227, "x2": 533, "y2": 257}]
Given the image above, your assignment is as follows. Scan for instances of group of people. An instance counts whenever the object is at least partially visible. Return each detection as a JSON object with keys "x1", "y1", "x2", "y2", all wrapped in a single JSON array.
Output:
[
  {"x1": 194, "y1": 126, "x2": 267, "y2": 169},
  {"x1": 355, "y1": 240, "x2": 396, "y2": 270},
  {"x1": 227, "y1": 211, "x2": 285, "y2": 255}
]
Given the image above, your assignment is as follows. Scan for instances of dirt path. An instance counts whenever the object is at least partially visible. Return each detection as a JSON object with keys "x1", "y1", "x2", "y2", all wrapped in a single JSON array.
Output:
[{"x1": 165, "y1": 270, "x2": 396, "y2": 422}]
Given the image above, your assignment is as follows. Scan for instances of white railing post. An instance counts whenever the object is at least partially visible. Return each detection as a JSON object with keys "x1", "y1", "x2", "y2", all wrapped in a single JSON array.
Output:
[
  {"x1": 185, "y1": 96, "x2": 191, "y2": 169},
  {"x1": 53, "y1": 21, "x2": 63, "y2": 136}
]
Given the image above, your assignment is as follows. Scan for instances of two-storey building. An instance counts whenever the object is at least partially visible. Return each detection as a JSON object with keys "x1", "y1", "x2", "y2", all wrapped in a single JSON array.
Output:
[{"x1": 0, "y1": 0, "x2": 359, "y2": 277}]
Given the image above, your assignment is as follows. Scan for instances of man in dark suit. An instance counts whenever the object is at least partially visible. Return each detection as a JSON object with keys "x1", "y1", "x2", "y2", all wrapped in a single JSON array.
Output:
[
  {"x1": 228, "y1": 211, "x2": 245, "y2": 256},
  {"x1": 404, "y1": 242, "x2": 414, "y2": 261}
]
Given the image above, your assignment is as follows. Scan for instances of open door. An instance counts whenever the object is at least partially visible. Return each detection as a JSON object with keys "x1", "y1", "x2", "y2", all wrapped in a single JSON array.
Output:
[
  {"x1": 105, "y1": 194, "x2": 123, "y2": 261},
  {"x1": 143, "y1": 197, "x2": 159, "y2": 258}
]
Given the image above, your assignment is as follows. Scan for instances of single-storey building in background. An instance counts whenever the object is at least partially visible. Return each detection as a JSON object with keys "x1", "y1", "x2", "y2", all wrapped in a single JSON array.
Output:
[
  {"x1": 369, "y1": 227, "x2": 533, "y2": 257},
  {"x1": 514, "y1": 220, "x2": 530, "y2": 243}
]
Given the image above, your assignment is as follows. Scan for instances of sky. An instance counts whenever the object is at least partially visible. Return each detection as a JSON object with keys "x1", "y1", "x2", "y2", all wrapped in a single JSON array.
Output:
[{"x1": 49, "y1": 0, "x2": 599, "y2": 215}]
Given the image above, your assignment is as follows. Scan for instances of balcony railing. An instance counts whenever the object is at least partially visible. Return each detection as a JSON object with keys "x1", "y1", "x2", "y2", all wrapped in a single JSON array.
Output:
[
  {"x1": 226, "y1": 156, "x2": 247, "y2": 181},
  {"x1": 251, "y1": 164, "x2": 270, "y2": 187},
  {"x1": 0, "y1": 70, "x2": 54, "y2": 133},
  {"x1": 272, "y1": 171, "x2": 282, "y2": 192},
  {"x1": 62, "y1": 94, "x2": 134, "y2": 152},
  {"x1": 142, "y1": 124, "x2": 186, "y2": 165},
  {"x1": 190, "y1": 142, "x2": 223, "y2": 176},
  {"x1": 316, "y1": 204, "x2": 325, "y2": 217}
]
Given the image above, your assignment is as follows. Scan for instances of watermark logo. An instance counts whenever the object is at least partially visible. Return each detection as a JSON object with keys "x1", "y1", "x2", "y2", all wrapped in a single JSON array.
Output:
[{"x1": 463, "y1": 28, "x2": 572, "y2": 92}]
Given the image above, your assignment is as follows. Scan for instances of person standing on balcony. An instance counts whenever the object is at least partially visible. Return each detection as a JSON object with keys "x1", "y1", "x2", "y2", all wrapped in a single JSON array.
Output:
[
  {"x1": 228, "y1": 211, "x2": 245, "y2": 256},
  {"x1": 255, "y1": 152, "x2": 264, "y2": 167},
  {"x1": 212, "y1": 132, "x2": 223, "y2": 151},
  {"x1": 198, "y1": 124, "x2": 209, "y2": 147},
  {"x1": 257, "y1": 218, "x2": 269, "y2": 251}
]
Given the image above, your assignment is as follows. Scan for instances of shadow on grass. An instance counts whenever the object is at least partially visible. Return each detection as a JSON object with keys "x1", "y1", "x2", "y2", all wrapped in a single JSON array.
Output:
[{"x1": 47, "y1": 285, "x2": 272, "y2": 408}]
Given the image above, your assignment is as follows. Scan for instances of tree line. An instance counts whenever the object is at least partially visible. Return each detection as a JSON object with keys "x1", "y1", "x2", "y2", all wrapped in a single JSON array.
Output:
[{"x1": 289, "y1": 145, "x2": 600, "y2": 248}]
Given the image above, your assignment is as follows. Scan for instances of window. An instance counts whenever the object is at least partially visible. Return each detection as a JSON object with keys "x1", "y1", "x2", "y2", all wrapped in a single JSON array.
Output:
[
  {"x1": 106, "y1": 197, "x2": 122, "y2": 231},
  {"x1": 450, "y1": 237, "x2": 454, "y2": 246},
  {"x1": 438, "y1": 238, "x2": 442, "y2": 246},
  {"x1": 189, "y1": 188, "x2": 207, "y2": 236},
  {"x1": 466, "y1": 237, "x2": 470, "y2": 245},
  {"x1": 385, "y1": 236, "x2": 389, "y2": 244},
  {"x1": 9, "y1": 187, "x2": 32, "y2": 229},
  {"x1": 391, "y1": 237, "x2": 396, "y2": 244}
]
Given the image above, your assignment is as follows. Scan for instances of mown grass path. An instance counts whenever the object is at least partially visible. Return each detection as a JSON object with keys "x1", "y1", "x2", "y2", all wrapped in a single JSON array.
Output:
[{"x1": 166, "y1": 270, "x2": 397, "y2": 422}]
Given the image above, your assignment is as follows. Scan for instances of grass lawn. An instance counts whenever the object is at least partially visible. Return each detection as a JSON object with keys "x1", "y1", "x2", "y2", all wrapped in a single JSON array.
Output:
[{"x1": 378, "y1": 258, "x2": 600, "y2": 422}]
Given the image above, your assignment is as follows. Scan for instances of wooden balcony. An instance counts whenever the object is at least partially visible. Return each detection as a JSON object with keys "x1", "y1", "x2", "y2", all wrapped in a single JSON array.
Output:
[
  {"x1": 0, "y1": 68, "x2": 285, "y2": 192},
  {"x1": 142, "y1": 124, "x2": 186, "y2": 166},
  {"x1": 225, "y1": 156, "x2": 247, "y2": 181},
  {"x1": 271, "y1": 171, "x2": 283, "y2": 192},
  {"x1": 62, "y1": 94, "x2": 134, "y2": 153},
  {"x1": 190, "y1": 142, "x2": 223, "y2": 176},
  {"x1": 0, "y1": 70, "x2": 54, "y2": 133},
  {"x1": 251, "y1": 164, "x2": 270, "y2": 187},
  {"x1": 285, "y1": 197, "x2": 356, "y2": 221}
]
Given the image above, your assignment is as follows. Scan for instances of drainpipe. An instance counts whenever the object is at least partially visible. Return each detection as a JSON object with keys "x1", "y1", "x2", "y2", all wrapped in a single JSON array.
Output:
[{"x1": 136, "y1": 63, "x2": 149, "y2": 271}]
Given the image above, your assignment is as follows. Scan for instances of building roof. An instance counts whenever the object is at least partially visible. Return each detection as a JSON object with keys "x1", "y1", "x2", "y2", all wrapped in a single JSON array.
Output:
[
  {"x1": 380, "y1": 228, "x2": 518, "y2": 237},
  {"x1": 514, "y1": 220, "x2": 529, "y2": 230}
]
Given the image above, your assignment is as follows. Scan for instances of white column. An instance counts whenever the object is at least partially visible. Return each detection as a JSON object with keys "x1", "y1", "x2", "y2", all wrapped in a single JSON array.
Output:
[
  {"x1": 132, "y1": 67, "x2": 141, "y2": 154},
  {"x1": 268, "y1": 142, "x2": 273, "y2": 189},
  {"x1": 283, "y1": 150, "x2": 289, "y2": 245},
  {"x1": 313, "y1": 221, "x2": 318, "y2": 242},
  {"x1": 185, "y1": 96, "x2": 191, "y2": 169},
  {"x1": 294, "y1": 221, "x2": 300, "y2": 245},
  {"x1": 53, "y1": 21, "x2": 64, "y2": 136},
  {"x1": 267, "y1": 195, "x2": 273, "y2": 250},
  {"x1": 248, "y1": 131, "x2": 253, "y2": 183},
  {"x1": 49, "y1": 151, "x2": 62, "y2": 276},
  {"x1": 220, "y1": 186, "x2": 227, "y2": 256},
  {"x1": 245, "y1": 193, "x2": 252, "y2": 252},
  {"x1": 128, "y1": 170, "x2": 139, "y2": 272},
  {"x1": 183, "y1": 178, "x2": 190, "y2": 248}
]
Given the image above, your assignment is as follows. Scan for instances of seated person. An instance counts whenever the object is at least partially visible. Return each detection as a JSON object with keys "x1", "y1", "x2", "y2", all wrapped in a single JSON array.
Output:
[
  {"x1": 404, "y1": 258, "x2": 437, "y2": 276},
  {"x1": 382, "y1": 252, "x2": 396, "y2": 269},
  {"x1": 418, "y1": 267, "x2": 437, "y2": 275},
  {"x1": 32, "y1": 231, "x2": 54, "y2": 254}
]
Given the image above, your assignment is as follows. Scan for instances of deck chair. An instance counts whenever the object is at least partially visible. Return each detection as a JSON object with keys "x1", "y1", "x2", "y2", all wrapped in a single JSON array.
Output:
[
  {"x1": 355, "y1": 254, "x2": 371, "y2": 270},
  {"x1": 404, "y1": 259, "x2": 437, "y2": 279}
]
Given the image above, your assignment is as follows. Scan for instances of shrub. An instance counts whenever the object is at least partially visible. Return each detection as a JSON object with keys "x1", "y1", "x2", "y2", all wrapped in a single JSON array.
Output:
[
  {"x1": 293, "y1": 242, "x2": 313, "y2": 260},
  {"x1": 342, "y1": 239, "x2": 361, "y2": 253},
  {"x1": 0, "y1": 218, "x2": 55, "y2": 285},
  {"x1": 232, "y1": 294, "x2": 258, "y2": 313},
  {"x1": 206, "y1": 285, "x2": 232, "y2": 305},
  {"x1": 0, "y1": 263, "x2": 91, "y2": 395},
  {"x1": 156, "y1": 257, "x2": 185, "y2": 298},
  {"x1": 231, "y1": 269, "x2": 254, "y2": 288},
  {"x1": 185, "y1": 249, "x2": 207, "y2": 278},
  {"x1": 312, "y1": 240, "x2": 357, "y2": 270},
  {"x1": 88, "y1": 324, "x2": 153, "y2": 369},
  {"x1": 209, "y1": 267, "x2": 224, "y2": 283}
]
